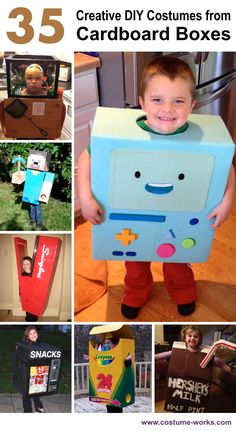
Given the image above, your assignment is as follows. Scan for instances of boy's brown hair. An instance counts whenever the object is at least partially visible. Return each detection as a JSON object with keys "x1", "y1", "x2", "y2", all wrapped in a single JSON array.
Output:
[
  {"x1": 23, "y1": 256, "x2": 32, "y2": 263},
  {"x1": 139, "y1": 56, "x2": 196, "y2": 100}
]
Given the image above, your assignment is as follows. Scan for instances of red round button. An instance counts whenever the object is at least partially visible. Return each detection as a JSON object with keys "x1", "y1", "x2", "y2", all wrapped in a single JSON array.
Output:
[{"x1": 157, "y1": 243, "x2": 176, "y2": 258}]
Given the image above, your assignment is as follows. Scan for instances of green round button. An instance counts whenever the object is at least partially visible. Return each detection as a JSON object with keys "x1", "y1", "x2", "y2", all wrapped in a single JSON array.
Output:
[{"x1": 181, "y1": 238, "x2": 196, "y2": 249}]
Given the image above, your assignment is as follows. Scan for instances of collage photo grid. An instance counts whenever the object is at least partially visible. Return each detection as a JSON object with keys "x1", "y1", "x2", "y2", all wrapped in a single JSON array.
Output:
[{"x1": 0, "y1": 49, "x2": 236, "y2": 417}]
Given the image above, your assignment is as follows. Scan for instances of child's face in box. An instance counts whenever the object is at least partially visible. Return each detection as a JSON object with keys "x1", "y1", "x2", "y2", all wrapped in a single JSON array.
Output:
[
  {"x1": 25, "y1": 71, "x2": 43, "y2": 95},
  {"x1": 104, "y1": 338, "x2": 116, "y2": 349},
  {"x1": 28, "y1": 329, "x2": 38, "y2": 343},
  {"x1": 22, "y1": 259, "x2": 31, "y2": 273},
  {"x1": 185, "y1": 330, "x2": 201, "y2": 349},
  {"x1": 139, "y1": 75, "x2": 195, "y2": 134}
]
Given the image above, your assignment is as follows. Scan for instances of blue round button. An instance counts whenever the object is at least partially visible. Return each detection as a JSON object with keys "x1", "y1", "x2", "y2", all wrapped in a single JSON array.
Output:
[{"x1": 189, "y1": 218, "x2": 199, "y2": 225}]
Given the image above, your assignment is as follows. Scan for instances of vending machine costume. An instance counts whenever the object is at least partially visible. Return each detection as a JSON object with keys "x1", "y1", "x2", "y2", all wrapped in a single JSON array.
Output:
[
  {"x1": 13, "y1": 342, "x2": 62, "y2": 397},
  {"x1": 89, "y1": 324, "x2": 135, "y2": 408},
  {"x1": 14, "y1": 236, "x2": 62, "y2": 316},
  {"x1": 91, "y1": 108, "x2": 234, "y2": 262}
]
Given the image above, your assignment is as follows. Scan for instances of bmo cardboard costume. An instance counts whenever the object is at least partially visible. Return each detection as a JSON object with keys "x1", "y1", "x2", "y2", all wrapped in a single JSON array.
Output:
[
  {"x1": 91, "y1": 108, "x2": 234, "y2": 262},
  {"x1": 89, "y1": 324, "x2": 135, "y2": 408}
]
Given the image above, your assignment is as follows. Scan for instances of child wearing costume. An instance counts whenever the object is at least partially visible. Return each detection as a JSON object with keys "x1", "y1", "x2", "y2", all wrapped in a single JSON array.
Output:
[
  {"x1": 21, "y1": 326, "x2": 45, "y2": 413},
  {"x1": 21, "y1": 257, "x2": 39, "y2": 322},
  {"x1": 12, "y1": 149, "x2": 54, "y2": 228},
  {"x1": 85, "y1": 331, "x2": 133, "y2": 413},
  {"x1": 155, "y1": 326, "x2": 232, "y2": 413},
  {"x1": 78, "y1": 56, "x2": 235, "y2": 318},
  {"x1": 155, "y1": 325, "x2": 231, "y2": 373}
]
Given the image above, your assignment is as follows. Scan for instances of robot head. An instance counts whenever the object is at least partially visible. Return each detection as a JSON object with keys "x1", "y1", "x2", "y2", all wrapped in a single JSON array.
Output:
[{"x1": 27, "y1": 150, "x2": 51, "y2": 172}]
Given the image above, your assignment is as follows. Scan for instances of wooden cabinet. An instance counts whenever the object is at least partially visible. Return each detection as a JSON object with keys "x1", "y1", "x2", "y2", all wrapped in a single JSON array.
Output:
[{"x1": 74, "y1": 58, "x2": 100, "y2": 214}]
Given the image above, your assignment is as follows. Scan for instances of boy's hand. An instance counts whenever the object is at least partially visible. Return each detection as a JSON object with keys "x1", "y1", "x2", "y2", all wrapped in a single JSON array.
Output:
[
  {"x1": 208, "y1": 200, "x2": 232, "y2": 229},
  {"x1": 208, "y1": 164, "x2": 235, "y2": 229},
  {"x1": 81, "y1": 196, "x2": 104, "y2": 225}
]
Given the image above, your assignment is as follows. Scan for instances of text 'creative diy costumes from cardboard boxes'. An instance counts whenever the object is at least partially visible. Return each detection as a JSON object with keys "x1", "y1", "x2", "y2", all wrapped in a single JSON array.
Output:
[
  {"x1": 164, "y1": 340, "x2": 236, "y2": 413},
  {"x1": 14, "y1": 236, "x2": 61, "y2": 316},
  {"x1": 91, "y1": 108, "x2": 234, "y2": 262},
  {"x1": 13, "y1": 342, "x2": 62, "y2": 397},
  {"x1": 89, "y1": 325, "x2": 135, "y2": 408},
  {"x1": 0, "y1": 55, "x2": 65, "y2": 139}
]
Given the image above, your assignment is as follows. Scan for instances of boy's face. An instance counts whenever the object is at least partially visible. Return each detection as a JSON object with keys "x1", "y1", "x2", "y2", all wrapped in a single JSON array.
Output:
[
  {"x1": 25, "y1": 71, "x2": 43, "y2": 94},
  {"x1": 22, "y1": 259, "x2": 31, "y2": 273},
  {"x1": 139, "y1": 75, "x2": 196, "y2": 134}
]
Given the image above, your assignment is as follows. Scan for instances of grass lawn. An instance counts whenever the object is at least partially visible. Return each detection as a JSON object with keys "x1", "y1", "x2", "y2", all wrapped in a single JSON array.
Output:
[
  {"x1": 0, "y1": 182, "x2": 71, "y2": 231},
  {"x1": 0, "y1": 326, "x2": 71, "y2": 394}
]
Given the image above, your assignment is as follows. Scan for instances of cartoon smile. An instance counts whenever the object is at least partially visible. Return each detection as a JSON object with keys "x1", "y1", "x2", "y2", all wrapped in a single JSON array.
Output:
[{"x1": 145, "y1": 182, "x2": 174, "y2": 194}]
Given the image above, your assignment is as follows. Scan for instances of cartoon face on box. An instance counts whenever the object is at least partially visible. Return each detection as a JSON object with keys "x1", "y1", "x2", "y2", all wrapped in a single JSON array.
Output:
[
  {"x1": 27, "y1": 150, "x2": 50, "y2": 171},
  {"x1": 109, "y1": 149, "x2": 214, "y2": 212}
]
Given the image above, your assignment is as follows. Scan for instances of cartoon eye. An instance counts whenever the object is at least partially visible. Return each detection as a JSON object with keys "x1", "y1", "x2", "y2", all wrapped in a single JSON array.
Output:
[
  {"x1": 178, "y1": 173, "x2": 185, "y2": 180},
  {"x1": 135, "y1": 171, "x2": 141, "y2": 178}
]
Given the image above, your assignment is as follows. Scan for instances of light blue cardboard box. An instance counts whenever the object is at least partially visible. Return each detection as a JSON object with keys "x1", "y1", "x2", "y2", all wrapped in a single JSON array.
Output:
[{"x1": 91, "y1": 107, "x2": 234, "y2": 262}]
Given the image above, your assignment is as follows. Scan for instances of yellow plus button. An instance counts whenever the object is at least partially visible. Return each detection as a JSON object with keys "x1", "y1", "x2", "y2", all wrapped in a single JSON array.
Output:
[{"x1": 115, "y1": 228, "x2": 138, "y2": 246}]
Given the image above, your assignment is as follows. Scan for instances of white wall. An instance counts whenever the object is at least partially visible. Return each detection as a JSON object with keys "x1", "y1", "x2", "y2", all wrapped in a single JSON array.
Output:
[{"x1": 0, "y1": 234, "x2": 13, "y2": 308}]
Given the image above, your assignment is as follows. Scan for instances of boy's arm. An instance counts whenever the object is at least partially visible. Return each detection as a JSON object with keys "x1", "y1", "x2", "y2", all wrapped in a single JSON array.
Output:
[
  {"x1": 208, "y1": 164, "x2": 235, "y2": 229},
  {"x1": 38, "y1": 172, "x2": 55, "y2": 203},
  {"x1": 78, "y1": 149, "x2": 103, "y2": 224}
]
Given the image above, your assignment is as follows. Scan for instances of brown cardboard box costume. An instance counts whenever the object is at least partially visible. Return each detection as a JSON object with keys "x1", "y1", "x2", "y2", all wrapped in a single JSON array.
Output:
[
  {"x1": 1, "y1": 98, "x2": 65, "y2": 139},
  {"x1": 165, "y1": 342, "x2": 212, "y2": 413}
]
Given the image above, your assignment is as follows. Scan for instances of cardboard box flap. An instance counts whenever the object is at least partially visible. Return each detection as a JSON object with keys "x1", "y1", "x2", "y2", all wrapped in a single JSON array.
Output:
[
  {"x1": 89, "y1": 324, "x2": 133, "y2": 339},
  {"x1": 172, "y1": 341, "x2": 186, "y2": 349},
  {"x1": 173, "y1": 341, "x2": 211, "y2": 354}
]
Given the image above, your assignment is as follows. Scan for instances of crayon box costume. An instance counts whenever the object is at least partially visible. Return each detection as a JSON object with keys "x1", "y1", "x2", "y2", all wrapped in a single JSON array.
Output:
[{"x1": 89, "y1": 324, "x2": 135, "y2": 408}]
